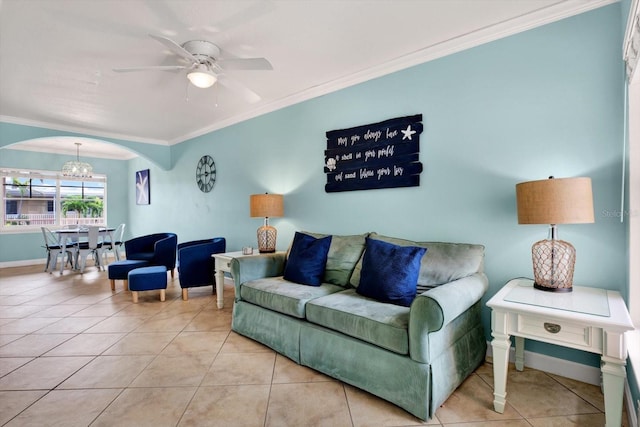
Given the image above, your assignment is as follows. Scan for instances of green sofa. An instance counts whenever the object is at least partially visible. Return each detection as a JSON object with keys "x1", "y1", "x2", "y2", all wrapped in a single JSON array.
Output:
[{"x1": 230, "y1": 232, "x2": 488, "y2": 421}]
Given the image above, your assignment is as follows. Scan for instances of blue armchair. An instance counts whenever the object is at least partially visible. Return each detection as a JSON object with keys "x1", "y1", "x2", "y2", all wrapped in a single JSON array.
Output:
[
  {"x1": 125, "y1": 233, "x2": 178, "y2": 278},
  {"x1": 178, "y1": 237, "x2": 226, "y2": 300}
]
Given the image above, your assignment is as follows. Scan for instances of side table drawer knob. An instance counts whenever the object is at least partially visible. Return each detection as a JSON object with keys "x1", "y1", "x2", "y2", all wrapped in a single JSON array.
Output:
[{"x1": 544, "y1": 322, "x2": 561, "y2": 334}]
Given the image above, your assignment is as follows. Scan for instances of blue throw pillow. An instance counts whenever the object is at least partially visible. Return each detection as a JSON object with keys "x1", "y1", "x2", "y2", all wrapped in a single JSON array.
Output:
[
  {"x1": 356, "y1": 237, "x2": 427, "y2": 307},
  {"x1": 284, "y1": 232, "x2": 332, "y2": 286}
]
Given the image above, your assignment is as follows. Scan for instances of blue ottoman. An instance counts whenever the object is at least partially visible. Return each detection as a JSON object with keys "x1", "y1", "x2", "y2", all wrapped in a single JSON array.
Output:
[
  {"x1": 108, "y1": 259, "x2": 149, "y2": 291},
  {"x1": 128, "y1": 266, "x2": 168, "y2": 303}
]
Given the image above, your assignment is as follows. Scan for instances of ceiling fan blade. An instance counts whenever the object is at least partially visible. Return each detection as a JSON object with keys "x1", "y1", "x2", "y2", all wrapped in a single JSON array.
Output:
[
  {"x1": 217, "y1": 75, "x2": 262, "y2": 104},
  {"x1": 113, "y1": 65, "x2": 186, "y2": 73},
  {"x1": 149, "y1": 34, "x2": 197, "y2": 63},
  {"x1": 217, "y1": 57, "x2": 273, "y2": 71}
]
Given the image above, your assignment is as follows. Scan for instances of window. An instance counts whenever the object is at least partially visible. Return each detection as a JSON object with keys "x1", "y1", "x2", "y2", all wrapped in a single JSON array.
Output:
[{"x1": 1, "y1": 169, "x2": 107, "y2": 232}]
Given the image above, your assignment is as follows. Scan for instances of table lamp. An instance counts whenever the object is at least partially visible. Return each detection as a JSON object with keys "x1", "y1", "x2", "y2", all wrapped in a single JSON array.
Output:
[
  {"x1": 250, "y1": 193, "x2": 284, "y2": 253},
  {"x1": 515, "y1": 176, "x2": 594, "y2": 292}
]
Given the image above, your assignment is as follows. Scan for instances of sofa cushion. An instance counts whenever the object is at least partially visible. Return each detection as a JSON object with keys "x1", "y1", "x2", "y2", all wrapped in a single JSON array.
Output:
[
  {"x1": 306, "y1": 289, "x2": 410, "y2": 354},
  {"x1": 240, "y1": 276, "x2": 344, "y2": 318},
  {"x1": 284, "y1": 232, "x2": 332, "y2": 286},
  {"x1": 300, "y1": 232, "x2": 369, "y2": 287},
  {"x1": 350, "y1": 233, "x2": 484, "y2": 293},
  {"x1": 356, "y1": 238, "x2": 426, "y2": 307}
]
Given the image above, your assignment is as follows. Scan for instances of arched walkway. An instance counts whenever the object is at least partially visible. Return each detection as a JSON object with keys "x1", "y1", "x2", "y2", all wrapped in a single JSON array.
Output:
[{"x1": 0, "y1": 122, "x2": 171, "y2": 170}]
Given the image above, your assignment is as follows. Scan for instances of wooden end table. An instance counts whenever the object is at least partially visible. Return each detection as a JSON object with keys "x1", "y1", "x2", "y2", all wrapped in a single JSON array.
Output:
[{"x1": 487, "y1": 278, "x2": 634, "y2": 427}]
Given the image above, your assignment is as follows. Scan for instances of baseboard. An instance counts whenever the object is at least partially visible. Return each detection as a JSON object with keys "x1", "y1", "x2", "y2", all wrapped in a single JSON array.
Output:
[
  {"x1": 0, "y1": 258, "x2": 45, "y2": 269},
  {"x1": 486, "y1": 341, "x2": 638, "y2": 427},
  {"x1": 0, "y1": 254, "x2": 119, "y2": 270}
]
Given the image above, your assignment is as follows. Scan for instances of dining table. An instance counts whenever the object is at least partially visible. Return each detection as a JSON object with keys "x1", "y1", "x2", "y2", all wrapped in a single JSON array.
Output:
[{"x1": 51, "y1": 227, "x2": 115, "y2": 274}]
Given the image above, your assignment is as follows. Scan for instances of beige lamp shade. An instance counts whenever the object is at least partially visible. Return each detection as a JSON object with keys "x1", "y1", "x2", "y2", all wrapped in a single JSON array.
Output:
[
  {"x1": 250, "y1": 193, "x2": 284, "y2": 253},
  {"x1": 516, "y1": 177, "x2": 594, "y2": 225},
  {"x1": 250, "y1": 194, "x2": 284, "y2": 218},
  {"x1": 515, "y1": 176, "x2": 594, "y2": 293}
]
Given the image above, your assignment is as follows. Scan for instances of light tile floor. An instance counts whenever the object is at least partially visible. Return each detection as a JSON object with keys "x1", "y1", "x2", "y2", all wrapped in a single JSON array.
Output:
[{"x1": 0, "y1": 264, "x2": 627, "y2": 426}]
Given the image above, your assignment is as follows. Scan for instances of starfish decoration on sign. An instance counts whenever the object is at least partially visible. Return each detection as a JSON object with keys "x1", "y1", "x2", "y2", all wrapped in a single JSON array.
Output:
[{"x1": 401, "y1": 125, "x2": 417, "y2": 140}]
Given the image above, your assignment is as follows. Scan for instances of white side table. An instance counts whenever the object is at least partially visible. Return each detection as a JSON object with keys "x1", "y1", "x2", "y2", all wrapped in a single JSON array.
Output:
[
  {"x1": 487, "y1": 278, "x2": 634, "y2": 427},
  {"x1": 211, "y1": 250, "x2": 257, "y2": 309}
]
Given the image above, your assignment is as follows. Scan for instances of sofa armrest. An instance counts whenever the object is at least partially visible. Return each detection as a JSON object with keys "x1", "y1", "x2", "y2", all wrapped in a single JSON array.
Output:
[
  {"x1": 408, "y1": 272, "x2": 488, "y2": 363},
  {"x1": 230, "y1": 253, "x2": 286, "y2": 301}
]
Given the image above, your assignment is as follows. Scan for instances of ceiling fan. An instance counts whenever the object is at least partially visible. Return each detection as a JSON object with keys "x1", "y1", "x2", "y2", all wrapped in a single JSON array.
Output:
[{"x1": 113, "y1": 34, "x2": 272, "y2": 103}]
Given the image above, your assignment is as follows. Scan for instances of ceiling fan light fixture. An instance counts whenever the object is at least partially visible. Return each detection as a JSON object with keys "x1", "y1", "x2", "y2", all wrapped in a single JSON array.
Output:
[{"x1": 187, "y1": 65, "x2": 217, "y2": 88}]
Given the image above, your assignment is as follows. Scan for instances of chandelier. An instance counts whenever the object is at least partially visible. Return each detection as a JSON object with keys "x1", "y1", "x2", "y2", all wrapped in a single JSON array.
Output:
[{"x1": 62, "y1": 142, "x2": 93, "y2": 178}]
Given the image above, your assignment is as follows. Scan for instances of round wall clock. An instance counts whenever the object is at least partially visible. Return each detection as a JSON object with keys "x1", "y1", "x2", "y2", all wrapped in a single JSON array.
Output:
[{"x1": 196, "y1": 155, "x2": 216, "y2": 193}]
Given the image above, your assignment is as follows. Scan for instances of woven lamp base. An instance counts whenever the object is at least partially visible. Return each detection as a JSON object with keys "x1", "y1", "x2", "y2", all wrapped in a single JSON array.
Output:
[
  {"x1": 257, "y1": 225, "x2": 277, "y2": 253},
  {"x1": 531, "y1": 238, "x2": 575, "y2": 292}
]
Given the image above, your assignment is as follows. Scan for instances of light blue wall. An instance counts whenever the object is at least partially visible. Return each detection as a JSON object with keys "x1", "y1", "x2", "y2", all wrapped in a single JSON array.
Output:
[
  {"x1": 0, "y1": 4, "x2": 627, "y2": 370},
  {"x1": 126, "y1": 4, "x2": 626, "y2": 366}
]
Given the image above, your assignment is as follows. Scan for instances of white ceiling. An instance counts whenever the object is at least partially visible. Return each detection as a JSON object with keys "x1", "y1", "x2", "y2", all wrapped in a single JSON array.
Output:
[{"x1": 0, "y1": 0, "x2": 615, "y2": 159}]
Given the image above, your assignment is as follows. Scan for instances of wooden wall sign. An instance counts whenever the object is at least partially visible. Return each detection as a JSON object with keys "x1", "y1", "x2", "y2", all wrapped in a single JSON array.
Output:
[{"x1": 324, "y1": 114, "x2": 423, "y2": 193}]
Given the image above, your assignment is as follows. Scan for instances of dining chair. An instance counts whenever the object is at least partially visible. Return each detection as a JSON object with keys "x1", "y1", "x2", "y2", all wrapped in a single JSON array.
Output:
[
  {"x1": 76, "y1": 225, "x2": 105, "y2": 273},
  {"x1": 102, "y1": 223, "x2": 125, "y2": 263},
  {"x1": 41, "y1": 227, "x2": 76, "y2": 273}
]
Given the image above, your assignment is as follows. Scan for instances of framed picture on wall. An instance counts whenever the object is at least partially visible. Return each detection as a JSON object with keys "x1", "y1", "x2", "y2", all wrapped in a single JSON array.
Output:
[{"x1": 136, "y1": 169, "x2": 150, "y2": 205}]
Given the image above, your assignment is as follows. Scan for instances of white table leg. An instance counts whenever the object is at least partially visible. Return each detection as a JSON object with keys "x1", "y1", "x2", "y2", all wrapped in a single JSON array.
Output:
[
  {"x1": 601, "y1": 357, "x2": 626, "y2": 427},
  {"x1": 215, "y1": 268, "x2": 225, "y2": 309},
  {"x1": 59, "y1": 235, "x2": 68, "y2": 275},
  {"x1": 491, "y1": 331, "x2": 511, "y2": 413}
]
